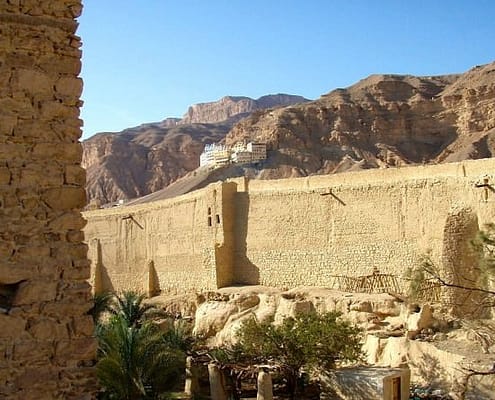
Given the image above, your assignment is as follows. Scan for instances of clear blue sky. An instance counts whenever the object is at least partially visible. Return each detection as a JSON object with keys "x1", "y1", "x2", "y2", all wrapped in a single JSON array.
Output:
[{"x1": 79, "y1": 1, "x2": 495, "y2": 139}]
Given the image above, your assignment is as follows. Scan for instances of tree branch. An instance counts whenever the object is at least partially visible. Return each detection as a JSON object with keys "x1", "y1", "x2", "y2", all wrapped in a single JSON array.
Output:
[{"x1": 424, "y1": 269, "x2": 495, "y2": 297}]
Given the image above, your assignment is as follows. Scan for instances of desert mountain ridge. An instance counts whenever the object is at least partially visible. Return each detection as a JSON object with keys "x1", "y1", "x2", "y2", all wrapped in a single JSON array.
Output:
[
  {"x1": 82, "y1": 94, "x2": 310, "y2": 203},
  {"x1": 82, "y1": 62, "x2": 495, "y2": 205}
]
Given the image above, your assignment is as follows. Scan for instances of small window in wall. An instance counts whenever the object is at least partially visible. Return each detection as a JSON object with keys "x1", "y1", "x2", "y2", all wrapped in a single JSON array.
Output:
[
  {"x1": 0, "y1": 281, "x2": 22, "y2": 313},
  {"x1": 216, "y1": 214, "x2": 220, "y2": 224},
  {"x1": 207, "y1": 207, "x2": 211, "y2": 215},
  {"x1": 208, "y1": 216, "x2": 212, "y2": 227}
]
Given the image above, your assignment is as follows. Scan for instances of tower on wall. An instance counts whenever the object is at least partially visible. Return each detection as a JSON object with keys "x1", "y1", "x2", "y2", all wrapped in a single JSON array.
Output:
[{"x1": 0, "y1": 2, "x2": 96, "y2": 398}]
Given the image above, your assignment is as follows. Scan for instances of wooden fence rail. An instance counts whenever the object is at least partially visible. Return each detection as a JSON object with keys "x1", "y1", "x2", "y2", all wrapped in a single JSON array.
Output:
[{"x1": 328, "y1": 273, "x2": 441, "y2": 301}]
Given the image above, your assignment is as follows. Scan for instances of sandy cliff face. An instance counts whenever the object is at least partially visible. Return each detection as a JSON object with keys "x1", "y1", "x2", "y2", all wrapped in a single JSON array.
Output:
[
  {"x1": 180, "y1": 94, "x2": 309, "y2": 125},
  {"x1": 83, "y1": 62, "x2": 495, "y2": 205},
  {"x1": 227, "y1": 63, "x2": 495, "y2": 179},
  {"x1": 82, "y1": 123, "x2": 230, "y2": 204}
]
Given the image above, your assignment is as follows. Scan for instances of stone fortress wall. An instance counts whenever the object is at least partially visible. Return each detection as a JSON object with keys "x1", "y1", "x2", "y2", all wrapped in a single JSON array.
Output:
[
  {"x1": 84, "y1": 157, "x2": 495, "y2": 301},
  {"x1": 0, "y1": 1, "x2": 96, "y2": 399}
]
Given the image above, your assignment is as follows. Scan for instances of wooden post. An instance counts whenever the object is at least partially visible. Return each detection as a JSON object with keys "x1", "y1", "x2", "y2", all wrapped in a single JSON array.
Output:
[
  {"x1": 184, "y1": 356, "x2": 199, "y2": 396},
  {"x1": 257, "y1": 369, "x2": 273, "y2": 400},
  {"x1": 208, "y1": 363, "x2": 228, "y2": 400}
]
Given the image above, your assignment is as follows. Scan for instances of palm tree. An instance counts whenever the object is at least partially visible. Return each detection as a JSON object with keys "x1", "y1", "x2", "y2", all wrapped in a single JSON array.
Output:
[
  {"x1": 108, "y1": 291, "x2": 167, "y2": 327},
  {"x1": 89, "y1": 292, "x2": 114, "y2": 323},
  {"x1": 95, "y1": 291, "x2": 191, "y2": 399},
  {"x1": 97, "y1": 315, "x2": 184, "y2": 400}
]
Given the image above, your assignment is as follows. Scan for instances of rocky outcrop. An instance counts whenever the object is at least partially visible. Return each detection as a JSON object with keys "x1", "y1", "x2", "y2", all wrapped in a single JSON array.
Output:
[
  {"x1": 226, "y1": 63, "x2": 495, "y2": 180},
  {"x1": 154, "y1": 286, "x2": 495, "y2": 398},
  {"x1": 180, "y1": 94, "x2": 309, "y2": 125},
  {"x1": 83, "y1": 94, "x2": 308, "y2": 204},
  {"x1": 82, "y1": 123, "x2": 231, "y2": 204},
  {"x1": 83, "y1": 62, "x2": 495, "y2": 205}
]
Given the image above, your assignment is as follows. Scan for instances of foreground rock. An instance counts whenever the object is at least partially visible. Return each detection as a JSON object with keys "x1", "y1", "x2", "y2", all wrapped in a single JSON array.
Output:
[{"x1": 153, "y1": 285, "x2": 495, "y2": 399}]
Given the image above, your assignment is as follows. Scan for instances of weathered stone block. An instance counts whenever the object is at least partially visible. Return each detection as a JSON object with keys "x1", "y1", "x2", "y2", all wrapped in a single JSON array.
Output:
[
  {"x1": 66, "y1": 229, "x2": 84, "y2": 243},
  {"x1": 0, "y1": 115, "x2": 16, "y2": 136},
  {"x1": 0, "y1": 97, "x2": 34, "y2": 119},
  {"x1": 55, "y1": 76, "x2": 83, "y2": 98},
  {"x1": 48, "y1": 211, "x2": 86, "y2": 231},
  {"x1": 0, "y1": 142, "x2": 28, "y2": 159},
  {"x1": 13, "y1": 340, "x2": 54, "y2": 364},
  {"x1": 19, "y1": 165, "x2": 64, "y2": 187},
  {"x1": 51, "y1": 243, "x2": 88, "y2": 266},
  {"x1": 13, "y1": 280, "x2": 58, "y2": 305},
  {"x1": 0, "y1": 167, "x2": 11, "y2": 185},
  {"x1": 0, "y1": 241, "x2": 14, "y2": 258},
  {"x1": 13, "y1": 245, "x2": 51, "y2": 262},
  {"x1": 69, "y1": 315, "x2": 94, "y2": 338},
  {"x1": 62, "y1": 263, "x2": 91, "y2": 280},
  {"x1": 42, "y1": 187, "x2": 86, "y2": 210},
  {"x1": 51, "y1": 119, "x2": 83, "y2": 142},
  {"x1": 55, "y1": 337, "x2": 97, "y2": 362},
  {"x1": 5, "y1": 52, "x2": 36, "y2": 69},
  {"x1": 0, "y1": 264, "x2": 38, "y2": 285},
  {"x1": 33, "y1": 142, "x2": 83, "y2": 162},
  {"x1": 39, "y1": 54, "x2": 81, "y2": 75},
  {"x1": 0, "y1": 315, "x2": 26, "y2": 338},
  {"x1": 65, "y1": 164, "x2": 86, "y2": 186},
  {"x1": 42, "y1": 300, "x2": 93, "y2": 319},
  {"x1": 21, "y1": 196, "x2": 42, "y2": 211},
  {"x1": 27, "y1": 318, "x2": 69, "y2": 341},
  {"x1": 15, "y1": 69, "x2": 52, "y2": 95},
  {"x1": 40, "y1": 101, "x2": 79, "y2": 120},
  {"x1": 14, "y1": 366, "x2": 58, "y2": 389}
]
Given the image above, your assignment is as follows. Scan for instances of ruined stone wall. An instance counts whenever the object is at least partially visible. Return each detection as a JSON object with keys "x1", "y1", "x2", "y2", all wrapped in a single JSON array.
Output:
[
  {"x1": 0, "y1": 2, "x2": 96, "y2": 398},
  {"x1": 85, "y1": 182, "x2": 233, "y2": 294},
  {"x1": 84, "y1": 158, "x2": 495, "y2": 298}
]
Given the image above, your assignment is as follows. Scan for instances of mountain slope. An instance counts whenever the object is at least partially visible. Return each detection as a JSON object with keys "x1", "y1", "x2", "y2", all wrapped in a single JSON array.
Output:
[
  {"x1": 225, "y1": 62, "x2": 495, "y2": 179},
  {"x1": 82, "y1": 94, "x2": 309, "y2": 204},
  {"x1": 180, "y1": 94, "x2": 309, "y2": 124},
  {"x1": 83, "y1": 62, "x2": 495, "y2": 205}
]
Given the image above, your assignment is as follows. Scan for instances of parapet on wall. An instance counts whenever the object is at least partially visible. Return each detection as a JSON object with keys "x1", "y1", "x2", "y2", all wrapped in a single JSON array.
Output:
[
  {"x1": 0, "y1": 2, "x2": 96, "y2": 398},
  {"x1": 84, "y1": 158, "x2": 495, "y2": 303}
]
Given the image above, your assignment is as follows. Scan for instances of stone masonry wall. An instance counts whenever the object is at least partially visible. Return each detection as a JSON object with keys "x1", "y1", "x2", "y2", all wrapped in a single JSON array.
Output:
[
  {"x1": 234, "y1": 159, "x2": 495, "y2": 289},
  {"x1": 84, "y1": 158, "x2": 495, "y2": 298},
  {"x1": 0, "y1": 2, "x2": 96, "y2": 399},
  {"x1": 85, "y1": 182, "x2": 231, "y2": 295}
]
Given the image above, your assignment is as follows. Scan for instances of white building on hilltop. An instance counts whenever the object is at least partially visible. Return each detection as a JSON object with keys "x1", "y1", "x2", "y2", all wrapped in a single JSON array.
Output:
[
  {"x1": 247, "y1": 142, "x2": 267, "y2": 162},
  {"x1": 199, "y1": 141, "x2": 267, "y2": 168},
  {"x1": 200, "y1": 144, "x2": 226, "y2": 167}
]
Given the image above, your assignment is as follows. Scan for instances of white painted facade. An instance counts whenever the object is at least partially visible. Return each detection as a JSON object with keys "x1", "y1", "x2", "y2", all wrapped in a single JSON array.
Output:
[
  {"x1": 247, "y1": 142, "x2": 267, "y2": 161},
  {"x1": 199, "y1": 141, "x2": 267, "y2": 168}
]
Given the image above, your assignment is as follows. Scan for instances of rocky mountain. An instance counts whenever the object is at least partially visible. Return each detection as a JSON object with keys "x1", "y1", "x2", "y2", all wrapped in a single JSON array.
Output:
[
  {"x1": 82, "y1": 94, "x2": 309, "y2": 204},
  {"x1": 83, "y1": 62, "x2": 495, "y2": 205},
  {"x1": 180, "y1": 94, "x2": 309, "y2": 125},
  {"x1": 226, "y1": 63, "x2": 495, "y2": 179}
]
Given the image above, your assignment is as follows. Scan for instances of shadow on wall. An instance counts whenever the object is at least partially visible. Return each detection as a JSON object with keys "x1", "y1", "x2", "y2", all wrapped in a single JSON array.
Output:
[
  {"x1": 233, "y1": 191, "x2": 260, "y2": 285},
  {"x1": 320, "y1": 370, "x2": 383, "y2": 400},
  {"x1": 441, "y1": 207, "x2": 487, "y2": 318},
  {"x1": 411, "y1": 350, "x2": 493, "y2": 399},
  {"x1": 410, "y1": 352, "x2": 448, "y2": 391},
  {"x1": 93, "y1": 239, "x2": 115, "y2": 294}
]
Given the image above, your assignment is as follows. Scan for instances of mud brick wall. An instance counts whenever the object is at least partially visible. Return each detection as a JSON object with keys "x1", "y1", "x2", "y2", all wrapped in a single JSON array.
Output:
[
  {"x1": 0, "y1": 2, "x2": 96, "y2": 398},
  {"x1": 85, "y1": 158, "x2": 495, "y2": 304}
]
